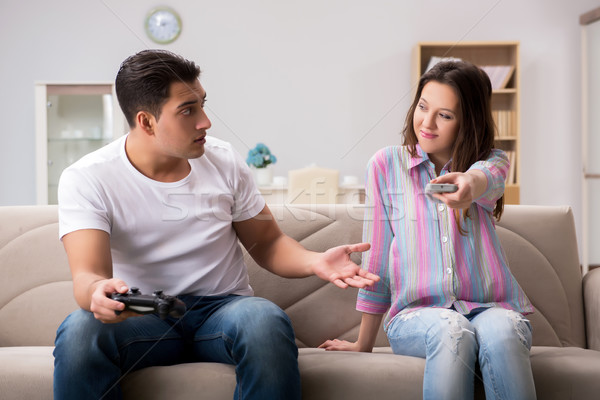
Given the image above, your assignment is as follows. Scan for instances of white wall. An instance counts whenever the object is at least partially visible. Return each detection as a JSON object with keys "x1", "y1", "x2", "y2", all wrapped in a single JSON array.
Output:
[{"x1": 1, "y1": 0, "x2": 597, "y2": 248}]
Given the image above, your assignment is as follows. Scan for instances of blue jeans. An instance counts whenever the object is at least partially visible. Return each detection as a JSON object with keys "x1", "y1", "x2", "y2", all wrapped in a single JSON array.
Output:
[
  {"x1": 387, "y1": 307, "x2": 536, "y2": 400},
  {"x1": 53, "y1": 295, "x2": 301, "y2": 400}
]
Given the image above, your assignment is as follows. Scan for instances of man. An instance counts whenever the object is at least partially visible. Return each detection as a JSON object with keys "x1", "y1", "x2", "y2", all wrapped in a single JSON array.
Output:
[{"x1": 53, "y1": 49, "x2": 378, "y2": 400}]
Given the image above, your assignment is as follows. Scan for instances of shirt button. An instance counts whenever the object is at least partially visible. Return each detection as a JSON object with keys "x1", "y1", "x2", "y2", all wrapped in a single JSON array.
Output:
[
  {"x1": 447, "y1": 268, "x2": 452, "y2": 275},
  {"x1": 442, "y1": 236, "x2": 448, "y2": 243},
  {"x1": 438, "y1": 204, "x2": 445, "y2": 212}
]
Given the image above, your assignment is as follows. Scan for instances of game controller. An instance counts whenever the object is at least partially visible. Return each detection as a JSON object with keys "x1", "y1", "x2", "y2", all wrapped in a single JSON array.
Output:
[{"x1": 111, "y1": 287, "x2": 186, "y2": 319}]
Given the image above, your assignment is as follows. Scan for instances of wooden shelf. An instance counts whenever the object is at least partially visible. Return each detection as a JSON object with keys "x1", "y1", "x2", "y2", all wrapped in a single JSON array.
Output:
[{"x1": 493, "y1": 88, "x2": 517, "y2": 94}]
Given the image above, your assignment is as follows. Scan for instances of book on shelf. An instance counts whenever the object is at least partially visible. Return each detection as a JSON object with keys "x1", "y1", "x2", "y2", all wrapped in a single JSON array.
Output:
[
  {"x1": 492, "y1": 110, "x2": 515, "y2": 137},
  {"x1": 480, "y1": 65, "x2": 515, "y2": 90}
]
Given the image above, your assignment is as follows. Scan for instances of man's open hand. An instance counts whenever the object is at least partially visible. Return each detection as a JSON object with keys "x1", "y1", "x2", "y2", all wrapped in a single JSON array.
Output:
[{"x1": 311, "y1": 242, "x2": 379, "y2": 288}]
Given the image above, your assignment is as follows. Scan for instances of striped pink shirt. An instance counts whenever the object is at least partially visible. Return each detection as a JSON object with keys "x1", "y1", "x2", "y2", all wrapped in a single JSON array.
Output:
[{"x1": 357, "y1": 145, "x2": 533, "y2": 329}]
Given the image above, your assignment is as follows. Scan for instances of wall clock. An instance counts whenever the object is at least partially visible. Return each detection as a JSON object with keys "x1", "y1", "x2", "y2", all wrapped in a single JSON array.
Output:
[{"x1": 145, "y1": 7, "x2": 182, "y2": 44}]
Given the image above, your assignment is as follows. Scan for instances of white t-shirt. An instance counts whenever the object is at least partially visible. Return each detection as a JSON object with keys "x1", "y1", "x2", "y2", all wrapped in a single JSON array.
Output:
[{"x1": 58, "y1": 134, "x2": 265, "y2": 297}]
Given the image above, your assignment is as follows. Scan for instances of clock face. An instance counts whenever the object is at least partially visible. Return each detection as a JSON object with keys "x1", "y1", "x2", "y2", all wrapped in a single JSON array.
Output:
[{"x1": 145, "y1": 7, "x2": 182, "y2": 44}]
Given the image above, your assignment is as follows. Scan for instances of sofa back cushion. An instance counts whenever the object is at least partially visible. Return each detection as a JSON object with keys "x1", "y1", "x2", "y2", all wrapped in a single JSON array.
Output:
[
  {"x1": 496, "y1": 205, "x2": 586, "y2": 348},
  {"x1": 0, "y1": 204, "x2": 586, "y2": 349},
  {"x1": 0, "y1": 206, "x2": 76, "y2": 346},
  {"x1": 247, "y1": 204, "x2": 586, "y2": 349},
  {"x1": 245, "y1": 205, "x2": 386, "y2": 347}
]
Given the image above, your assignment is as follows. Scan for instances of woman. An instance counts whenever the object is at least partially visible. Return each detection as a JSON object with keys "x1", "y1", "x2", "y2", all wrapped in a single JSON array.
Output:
[{"x1": 320, "y1": 61, "x2": 536, "y2": 400}]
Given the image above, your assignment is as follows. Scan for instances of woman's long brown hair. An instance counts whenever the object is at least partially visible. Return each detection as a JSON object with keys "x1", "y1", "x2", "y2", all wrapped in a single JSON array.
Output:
[{"x1": 402, "y1": 61, "x2": 504, "y2": 231}]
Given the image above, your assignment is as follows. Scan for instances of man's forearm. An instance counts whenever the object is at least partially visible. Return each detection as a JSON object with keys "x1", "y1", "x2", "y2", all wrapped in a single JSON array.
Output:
[
  {"x1": 72, "y1": 272, "x2": 109, "y2": 311},
  {"x1": 249, "y1": 233, "x2": 318, "y2": 278}
]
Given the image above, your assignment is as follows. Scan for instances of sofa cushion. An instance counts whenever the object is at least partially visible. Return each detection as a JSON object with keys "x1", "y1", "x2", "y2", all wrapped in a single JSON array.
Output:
[
  {"x1": 0, "y1": 346, "x2": 54, "y2": 400},
  {"x1": 120, "y1": 348, "x2": 425, "y2": 400},
  {"x1": 118, "y1": 346, "x2": 600, "y2": 400},
  {"x1": 530, "y1": 346, "x2": 600, "y2": 399},
  {"x1": 122, "y1": 362, "x2": 236, "y2": 399},
  {"x1": 297, "y1": 348, "x2": 424, "y2": 400}
]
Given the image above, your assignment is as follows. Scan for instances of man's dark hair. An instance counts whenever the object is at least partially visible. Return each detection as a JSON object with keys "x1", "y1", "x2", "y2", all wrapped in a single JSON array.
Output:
[{"x1": 115, "y1": 49, "x2": 201, "y2": 127}]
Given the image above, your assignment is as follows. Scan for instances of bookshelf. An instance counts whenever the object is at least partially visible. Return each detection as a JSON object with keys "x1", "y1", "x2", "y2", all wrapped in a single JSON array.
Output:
[{"x1": 415, "y1": 41, "x2": 520, "y2": 204}]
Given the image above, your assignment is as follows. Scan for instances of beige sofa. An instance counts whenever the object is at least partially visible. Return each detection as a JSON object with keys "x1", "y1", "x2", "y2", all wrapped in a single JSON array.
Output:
[{"x1": 1, "y1": 204, "x2": 599, "y2": 399}]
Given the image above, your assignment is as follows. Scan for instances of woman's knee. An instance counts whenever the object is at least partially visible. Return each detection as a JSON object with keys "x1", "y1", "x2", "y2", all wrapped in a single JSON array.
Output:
[
  {"x1": 427, "y1": 309, "x2": 477, "y2": 355},
  {"x1": 474, "y1": 308, "x2": 532, "y2": 349}
]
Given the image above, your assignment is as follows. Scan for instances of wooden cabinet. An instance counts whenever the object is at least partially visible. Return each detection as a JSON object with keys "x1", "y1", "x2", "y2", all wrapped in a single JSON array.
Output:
[
  {"x1": 415, "y1": 42, "x2": 520, "y2": 204},
  {"x1": 35, "y1": 83, "x2": 126, "y2": 204}
]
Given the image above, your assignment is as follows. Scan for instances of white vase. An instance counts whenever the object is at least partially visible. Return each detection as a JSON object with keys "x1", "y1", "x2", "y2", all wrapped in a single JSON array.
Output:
[{"x1": 253, "y1": 166, "x2": 273, "y2": 186}]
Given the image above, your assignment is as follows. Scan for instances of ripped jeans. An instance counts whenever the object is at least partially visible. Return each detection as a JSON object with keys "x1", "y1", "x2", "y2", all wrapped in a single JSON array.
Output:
[{"x1": 386, "y1": 307, "x2": 536, "y2": 400}]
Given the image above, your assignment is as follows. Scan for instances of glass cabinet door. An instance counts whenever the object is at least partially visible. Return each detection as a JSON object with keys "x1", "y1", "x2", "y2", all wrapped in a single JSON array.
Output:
[
  {"x1": 35, "y1": 84, "x2": 126, "y2": 204},
  {"x1": 582, "y1": 14, "x2": 600, "y2": 273}
]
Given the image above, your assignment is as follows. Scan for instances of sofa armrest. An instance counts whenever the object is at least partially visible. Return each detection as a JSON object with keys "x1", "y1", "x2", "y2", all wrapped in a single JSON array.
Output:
[{"x1": 583, "y1": 267, "x2": 600, "y2": 351}]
